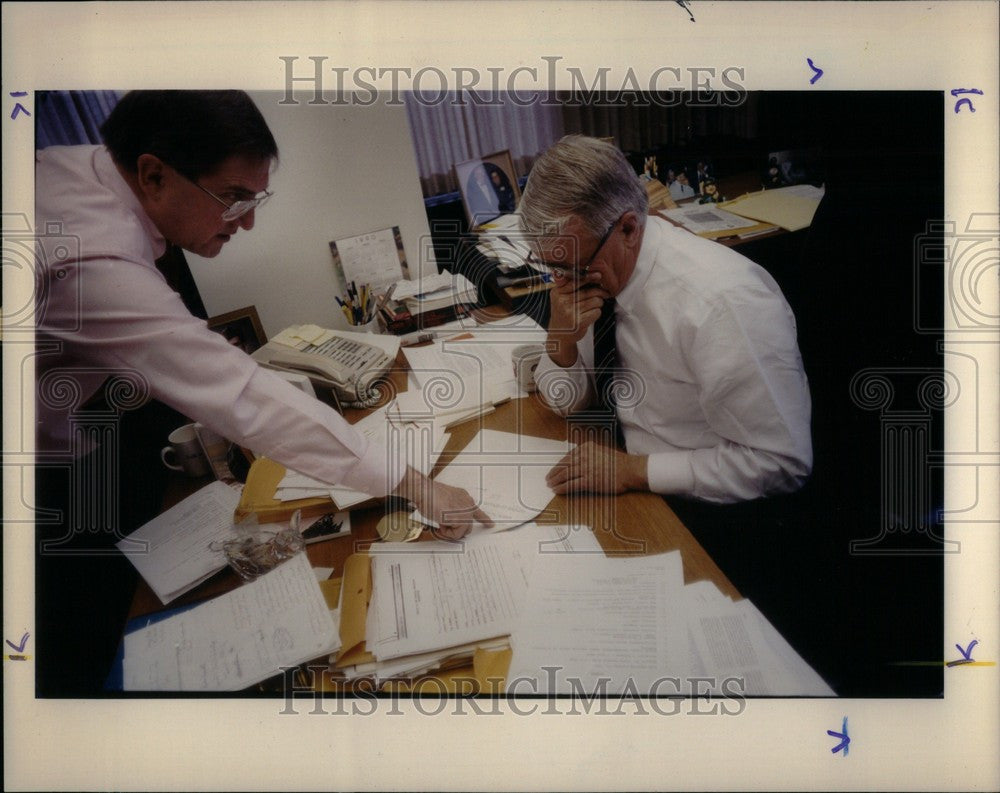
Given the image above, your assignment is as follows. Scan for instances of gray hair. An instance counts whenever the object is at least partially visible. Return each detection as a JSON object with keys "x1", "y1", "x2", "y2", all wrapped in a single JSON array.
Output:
[{"x1": 519, "y1": 135, "x2": 648, "y2": 241}]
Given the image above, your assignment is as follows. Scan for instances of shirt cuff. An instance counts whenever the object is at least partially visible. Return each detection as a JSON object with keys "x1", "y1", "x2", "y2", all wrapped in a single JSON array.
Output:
[{"x1": 645, "y1": 451, "x2": 696, "y2": 496}]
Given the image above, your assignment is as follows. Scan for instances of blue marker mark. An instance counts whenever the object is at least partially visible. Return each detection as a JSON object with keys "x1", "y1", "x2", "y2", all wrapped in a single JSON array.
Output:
[
  {"x1": 5, "y1": 632, "x2": 29, "y2": 653},
  {"x1": 807, "y1": 58, "x2": 824, "y2": 84},
  {"x1": 946, "y1": 638, "x2": 979, "y2": 666},
  {"x1": 951, "y1": 88, "x2": 983, "y2": 113},
  {"x1": 827, "y1": 716, "x2": 850, "y2": 756},
  {"x1": 957, "y1": 639, "x2": 978, "y2": 660},
  {"x1": 8, "y1": 91, "x2": 30, "y2": 120}
]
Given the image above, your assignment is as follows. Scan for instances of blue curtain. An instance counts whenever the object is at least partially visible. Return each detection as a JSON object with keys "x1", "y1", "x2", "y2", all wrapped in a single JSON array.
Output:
[{"x1": 35, "y1": 90, "x2": 123, "y2": 149}]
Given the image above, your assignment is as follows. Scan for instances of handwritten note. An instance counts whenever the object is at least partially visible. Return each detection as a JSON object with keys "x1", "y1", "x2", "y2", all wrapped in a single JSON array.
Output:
[
  {"x1": 123, "y1": 553, "x2": 339, "y2": 691},
  {"x1": 115, "y1": 481, "x2": 241, "y2": 604}
]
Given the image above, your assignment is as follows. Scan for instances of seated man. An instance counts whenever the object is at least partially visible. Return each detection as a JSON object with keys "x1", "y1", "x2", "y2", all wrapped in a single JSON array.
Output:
[{"x1": 521, "y1": 135, "x2": 811, "y2": 503}]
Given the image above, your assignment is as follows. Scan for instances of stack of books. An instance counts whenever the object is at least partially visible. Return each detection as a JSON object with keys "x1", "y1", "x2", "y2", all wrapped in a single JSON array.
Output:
[
  {"x1": 379, "y1": 297, "x2": 473, "y2": 334},
  {"x1": 379, "y1": 272, "x2": 478, "y2": 335}
]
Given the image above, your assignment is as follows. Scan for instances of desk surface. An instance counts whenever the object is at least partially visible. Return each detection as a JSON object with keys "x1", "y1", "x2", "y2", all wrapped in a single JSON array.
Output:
[{"x1": 130, "y1": 351, "x2": 740, "y2": 623}]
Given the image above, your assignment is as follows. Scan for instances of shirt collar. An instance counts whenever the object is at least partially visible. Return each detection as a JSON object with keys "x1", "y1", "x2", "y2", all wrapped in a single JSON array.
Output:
[
  {"x1": 615, "y1": 215, "x2": 660, "y2": 312},
  {"x1": 94, "y1": 146, "x2": 168, "y2": 259}
]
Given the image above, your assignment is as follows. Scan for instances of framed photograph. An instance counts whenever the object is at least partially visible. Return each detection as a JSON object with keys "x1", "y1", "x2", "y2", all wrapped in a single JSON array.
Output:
[
  {"x1": 455, "y1": 149, "x2": 521, "y2": 229},
  {"x1": 207, "y1": 305, "x2": 267, "y2": 355}
]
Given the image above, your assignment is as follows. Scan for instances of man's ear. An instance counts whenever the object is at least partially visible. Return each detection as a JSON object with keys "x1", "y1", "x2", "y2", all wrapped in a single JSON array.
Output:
[
  {"x1": 134, "y1": 154, "x2": 168, "y2": 199},
  {"x1": 620, "y1": 210, "x2": 643, "y2": 249}
]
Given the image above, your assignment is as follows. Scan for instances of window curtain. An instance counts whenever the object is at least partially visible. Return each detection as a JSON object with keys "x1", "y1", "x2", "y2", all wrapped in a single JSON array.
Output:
[
  {"x1": 560, "y1": 94, "x2": 759, "y2": 153},
  {"x1": 35, "y1": 90, "x2": 122, "y2": 149},
  {"x1": 405, "y1": 92, "x2": 564, "y2": 197}
]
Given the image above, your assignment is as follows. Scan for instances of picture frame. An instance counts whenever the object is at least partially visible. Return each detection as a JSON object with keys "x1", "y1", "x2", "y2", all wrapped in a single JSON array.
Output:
[
  {"x1": 455, "y1": 149, "x2": 521, "y2": 229},
  {"x1": 207, "y1": 305, "x2": 268, "y2": 355}
]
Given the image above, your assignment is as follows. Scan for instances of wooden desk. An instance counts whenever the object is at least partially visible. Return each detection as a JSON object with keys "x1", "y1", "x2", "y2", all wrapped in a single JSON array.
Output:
[{"x1": 126, "y1": 351, "x2": 740, "y2": 684}]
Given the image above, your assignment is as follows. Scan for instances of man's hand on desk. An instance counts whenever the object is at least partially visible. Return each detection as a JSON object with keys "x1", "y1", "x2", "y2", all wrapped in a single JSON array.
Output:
[
  {"x1": 394, "y1": 467, "x2": 494, "y2": 540},
  {"x1": 546, "y1": 271, "x2": 610, "y2": 367},
  {"x1": 546, "y1": 441, "x2": 649, "y2": 495}
]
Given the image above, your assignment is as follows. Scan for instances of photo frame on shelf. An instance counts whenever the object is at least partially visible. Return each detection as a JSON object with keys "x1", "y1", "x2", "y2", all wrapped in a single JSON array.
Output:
[
  {"x1": 455, "y1": 149, "x2": 521, "y2": 229},
  {"x1": 207, "y1": 305, "x2": 268, "y2": 355}
]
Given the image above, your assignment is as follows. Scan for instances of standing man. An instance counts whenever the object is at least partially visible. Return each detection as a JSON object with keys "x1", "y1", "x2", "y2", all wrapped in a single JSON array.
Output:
[
  {"x1": 34, "y1": 91, "x2": 489, "y2": 694},
  {"x1": 520, "y1": 135, "x2": 811, "y2": 504}
]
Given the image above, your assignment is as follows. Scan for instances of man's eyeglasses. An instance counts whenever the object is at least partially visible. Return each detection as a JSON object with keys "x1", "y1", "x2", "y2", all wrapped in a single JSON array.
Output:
[
  {"x1": 533, "y1": 218, "x2": 619, "y2": 279},
  {"x1": 193, "y1": 181, "x2": 273, "y2": 222},
  {"x1": 171, "y1": 164, "x2": 272, "y2": 221}
]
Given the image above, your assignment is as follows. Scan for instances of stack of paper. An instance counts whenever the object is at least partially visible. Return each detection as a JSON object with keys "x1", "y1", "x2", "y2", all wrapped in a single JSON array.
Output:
[
  {"x1": 683, "y1": 580, "x2": 834, "y2": 696},
  {"x1": 506, "y1": 551, "x2": 835, "y2": 696},
  {"x1": 392, "y1": 272, "x2": 477, "y2": 313},
  {"x1": 401, "y1": 314, "x2": 546, "y2": 401},
  {"x1": 334, "y1": 523, "x2": 603, "y2": 684},
  {"x1": 475, "y1": 215, "x2": 536, "y2": 273},
  {"x1": 116, "y1": 481, "x2": 242, "y2": 604},
  {"x1": 123, "y1": 552, "x2": 340, "y2": 691},
  {"x1": 662, "y1": 204, "x2": 770, "y2": 237}
]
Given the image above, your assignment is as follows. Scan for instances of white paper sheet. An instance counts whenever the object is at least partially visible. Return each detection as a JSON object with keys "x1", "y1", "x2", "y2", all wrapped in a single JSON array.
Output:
[
  {"x1": 412, "y1": 429, "x2": 570, "y2": 532},
  {"x1": 123, "y1": 552, "x2": 340, "y2": 691},
  {"x1": 115, "y1": 481, "x2": 241, "y2": 604},
  {"x1": 402, "y1": 337, "x2": 514, "y2": 392},
  {"x1": 663, "y1": 203, "x2": 761, "y2": 234},
  {"x1": 367, "y1": 530, "x2": 529, "y2": 660},
  {"x1": 277, "y1": 406, "x2": 448, "y2": 507},
  {"x1": 506, "y1": 551, "x2": 689, "y2": 695},
  {"x1": 685, "y1": 589, "x2": 835, "y2": 696},
  {"x1": 366, "y1": 524, "x2": 598, "y2": 663}
]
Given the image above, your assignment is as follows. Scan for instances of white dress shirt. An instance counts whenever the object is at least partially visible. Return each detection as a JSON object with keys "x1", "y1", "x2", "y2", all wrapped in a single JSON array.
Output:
[
  {"x1": 535, "y1": 216, "x2": 812, "y2": 503},
  {"x1": 34, "y1": 145, "x2": 402, "y2": 495}
]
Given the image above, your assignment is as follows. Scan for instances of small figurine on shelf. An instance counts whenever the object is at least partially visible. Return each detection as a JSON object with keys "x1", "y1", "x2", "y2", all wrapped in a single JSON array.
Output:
[
  {"x1": 698, "y1": 177, "x2": 724, "y2": 204},
  {"x1": 642, "y1": 155, "x2": 658, "y2": 181},
  {"x1": 763, "y1": 157, "x2": 786, "y2": 189},
  {"x1": 695, "y1": 160, "x2": 712, "y2": 192},
  {"x1": 669, "y1": 170, "x2": 696, "y2": 200}
]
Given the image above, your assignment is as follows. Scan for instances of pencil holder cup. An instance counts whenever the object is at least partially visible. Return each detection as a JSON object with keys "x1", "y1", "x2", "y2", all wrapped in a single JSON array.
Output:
[
  {"x1": 356, "y1": 316, "x2": 382, "y2": 334},
  {"x1": 512, "y1": 344, "x2": 545, "y2": 392}
]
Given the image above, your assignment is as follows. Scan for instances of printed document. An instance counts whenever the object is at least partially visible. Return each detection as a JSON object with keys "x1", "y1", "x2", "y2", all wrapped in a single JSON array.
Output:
[
  {"x1": 686, "y1": 595, "x2": 835, "y2": 696},
  {"x1": 123, "y1": 552, "x2": 339, "y2": 691},
  {"x1": 366, "y1": 524, "x2": 600, "y2": 662},
  {"x1": 116, "y1": 480, "x2": 241, "y2": 604},
  {"x1": 506, "y1": 551, "x2": 689, "y2": 694}
]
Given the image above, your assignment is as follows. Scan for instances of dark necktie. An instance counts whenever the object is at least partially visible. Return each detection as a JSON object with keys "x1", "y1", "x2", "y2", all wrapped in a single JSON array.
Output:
[{"x1": 592, "y1": 298, "x2": 625, "y2": 449}]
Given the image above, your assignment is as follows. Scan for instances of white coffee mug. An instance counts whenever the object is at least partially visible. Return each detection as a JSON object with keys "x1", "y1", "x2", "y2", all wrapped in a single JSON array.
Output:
[
  {"x1": 512, "y1": 344, "x2": 545, "y2": 393},
  {"x1": 160, "y1": 424, "x2": 211, "y2": 477}
]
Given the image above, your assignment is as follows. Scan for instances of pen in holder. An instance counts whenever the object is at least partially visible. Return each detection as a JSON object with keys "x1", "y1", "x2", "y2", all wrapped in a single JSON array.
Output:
[{"x1": 337, "y1": 280, "x2": 390, "y2": 333}]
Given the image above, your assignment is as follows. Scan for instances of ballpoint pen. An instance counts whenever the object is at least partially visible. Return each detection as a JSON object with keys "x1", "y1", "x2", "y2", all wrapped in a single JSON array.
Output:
[{"x1": 374, "y1": 282, "x2": 398, "y2": 315}]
